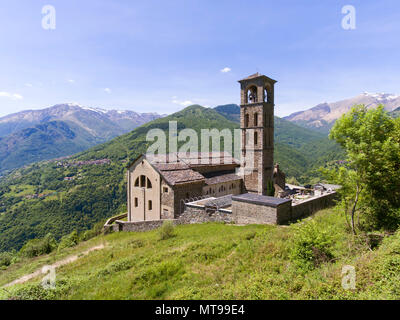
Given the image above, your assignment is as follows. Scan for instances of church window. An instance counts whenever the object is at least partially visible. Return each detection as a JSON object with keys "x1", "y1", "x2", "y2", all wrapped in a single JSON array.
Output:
[
  {"x1": 254, "y1": 132, "x2": 258, "y2": 146},
  {"x1": 134, "y1": 177, "x2": 139, "y2": 187},
  {"x1": 254, "y1": 113, "x2": 258, "y2": 126},
  {"x1": 148, "y1": 200, "x2": 152, "y2": 210},
  {"x1": 147, "y1": 178, "x2": 152, "y2": 189},
  {"x1": 134, "y1": 198, "x2": 138, "y2": 207},
  {"x1": 245, "y1": 114, "x2": 249, "y2": 127}
]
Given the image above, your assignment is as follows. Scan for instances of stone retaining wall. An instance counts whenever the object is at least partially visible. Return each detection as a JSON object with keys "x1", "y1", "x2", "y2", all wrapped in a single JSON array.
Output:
[
  {"x1": 179, "y1": 205, "x2": 233, "y2": 224},
  {"x1": 291, "y1": 192, "x2": 337, "y2": 221},
  {"x1": 113, "y1": 219, "x2": 178, "y2": 232}
]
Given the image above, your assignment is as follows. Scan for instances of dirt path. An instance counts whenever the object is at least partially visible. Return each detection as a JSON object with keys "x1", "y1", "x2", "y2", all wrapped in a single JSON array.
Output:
[{"x1": 3, "y1": 243, "x2": 105, "y2": 288}]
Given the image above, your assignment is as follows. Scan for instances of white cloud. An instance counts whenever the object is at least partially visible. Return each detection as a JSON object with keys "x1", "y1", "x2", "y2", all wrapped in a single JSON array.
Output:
[
  {"x1": 221, "y1": 67, "x2": 231, "y2": 73},
  {"x1": 0, "y1": 92, "x2": 23, "y2": 100},
  {"x1": 67, "y1": 79, "x2": 75, "y2": 83},
  {"x1": 172, "y1": 99, "x2": 194, "y2": 106},
  {"x1": 104, "y1": 88, "x2": 112, "y2": 94}
]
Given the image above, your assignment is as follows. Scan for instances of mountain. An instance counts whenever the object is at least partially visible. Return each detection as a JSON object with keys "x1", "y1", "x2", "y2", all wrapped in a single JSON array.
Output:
[
  {"x1": 0, "y1": 103, "x2": 163, "y2": 138},
  {"x1": 390, "y1": 107, "x2": 400, "y2": 118},
  {"x1": 214, "y1": 104, "x2": 241, "y2": 122},
  {"x1": 0, "y1": 104, "x2": 163, "y2": 173},
  {"x1": 284, "y1": 92, "x2": 400, "y2": 133},
  {"x1": 0, "y1": 105, "x2": 345, "y2": 252}
]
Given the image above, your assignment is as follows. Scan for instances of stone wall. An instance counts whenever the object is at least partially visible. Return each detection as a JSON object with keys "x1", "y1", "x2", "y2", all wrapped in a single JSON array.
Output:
[
  {"x1": 291, "y1": 192, "x2": 337, "y2": 221},
  {"x1": 179, "y1": 205, "x2": 233, "y2": 224},
  {"x1": 113, "y1": 219, "x2": 178, "y2": 232},
  {"x1": 232, "y1": 200, "x2": 292, "y2": 225}
]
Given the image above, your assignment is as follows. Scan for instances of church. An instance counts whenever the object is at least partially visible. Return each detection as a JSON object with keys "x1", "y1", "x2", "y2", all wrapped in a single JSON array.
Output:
[{"x1": 126, "y1": 73, "x2": 286, "y2": 222}]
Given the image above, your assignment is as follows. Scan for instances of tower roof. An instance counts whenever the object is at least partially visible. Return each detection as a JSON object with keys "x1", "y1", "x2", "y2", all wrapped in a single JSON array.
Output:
[{"x1": 238, "y1": 72, "x2": 277, "y2": 84}]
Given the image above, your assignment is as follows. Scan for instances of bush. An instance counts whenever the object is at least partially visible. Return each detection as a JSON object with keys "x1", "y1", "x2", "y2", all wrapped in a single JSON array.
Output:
[
  {"x1": 0, "y1": 251, "x2": 15, "y2": 267},
  {"x1": 158, "y1": 221, "x2": 176, "y2": 240},
  {"x1": 290, "y1": 220, "x2": 334, "y2": 271},
  {"x1": 19, "y1": 234, "x2": 57, "y2": 258},
  {"x1": 80, "y1": 221, "x2": 105, "y2": 241},
  {"x1": 58, "y1": 231, "x2": 79, "y2": 251}
]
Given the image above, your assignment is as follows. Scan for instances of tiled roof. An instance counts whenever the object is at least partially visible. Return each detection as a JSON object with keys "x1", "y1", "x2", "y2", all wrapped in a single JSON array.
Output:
[
  {"x1": 161, "y1": 169, "x2": 204, "y2": 185},
  {"x1": 205, "y1": 173, "x2": 242, "y2": 186},
  {"x1": 145, "y1": 152, "x2": 240, "y2": 186}
]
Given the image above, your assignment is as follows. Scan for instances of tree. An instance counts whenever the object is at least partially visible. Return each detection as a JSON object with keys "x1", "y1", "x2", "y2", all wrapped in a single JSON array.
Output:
[{"x1": 326, "y1": 105, "x2": 400, "y2": 232}]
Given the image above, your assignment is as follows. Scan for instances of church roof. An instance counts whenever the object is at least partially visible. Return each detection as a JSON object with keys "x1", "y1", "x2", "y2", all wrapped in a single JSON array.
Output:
[
  {"x1": 204, "y1": 172, "x2": 242, "y2": 186},
  {"x1": 238, "y1": 72, "x2": 277, "y2": 83},
  {"x1": 160, "y1": 169, "x2": 204, "y2": 185}
]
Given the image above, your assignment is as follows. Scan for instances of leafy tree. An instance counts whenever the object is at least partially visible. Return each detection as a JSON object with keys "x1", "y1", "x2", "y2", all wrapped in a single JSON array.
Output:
[{"x1": 326, "y1": 105, "x2": 400, "y2": 232}]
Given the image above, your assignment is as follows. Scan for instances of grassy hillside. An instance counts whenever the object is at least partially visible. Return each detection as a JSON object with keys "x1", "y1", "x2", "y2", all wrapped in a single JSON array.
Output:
[
  {"x1": 0, "y1": 105, "x2": 344, "y2": 253},
  {"x1": 1, "y1": 208, "x2": 399, "y2": 300}
]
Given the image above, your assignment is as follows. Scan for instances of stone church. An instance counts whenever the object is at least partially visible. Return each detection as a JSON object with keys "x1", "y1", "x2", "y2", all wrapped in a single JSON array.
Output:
[{"x1": 126, "y1": 73, "x2": 286, "y2": 222}]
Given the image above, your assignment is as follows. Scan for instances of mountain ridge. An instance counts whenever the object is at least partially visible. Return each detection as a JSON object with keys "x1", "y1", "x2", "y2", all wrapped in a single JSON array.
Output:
[{"x1": 284, "y1": 92, "x2": 400, "y2": 133}]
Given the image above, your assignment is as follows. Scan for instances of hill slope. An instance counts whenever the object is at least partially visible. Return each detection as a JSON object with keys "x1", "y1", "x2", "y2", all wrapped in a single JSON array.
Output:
[
  {"x1": 284, "y1": 92, "x2": 400, "y2": 133},
  {"x1": 2, "y1": 208, "x2": 400, "y2": 300}
]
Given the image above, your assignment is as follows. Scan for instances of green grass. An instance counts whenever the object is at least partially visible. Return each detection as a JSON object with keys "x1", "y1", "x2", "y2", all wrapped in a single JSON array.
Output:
[{"x1": 2, "y1": 207, "x2": 400, "y2": 300}]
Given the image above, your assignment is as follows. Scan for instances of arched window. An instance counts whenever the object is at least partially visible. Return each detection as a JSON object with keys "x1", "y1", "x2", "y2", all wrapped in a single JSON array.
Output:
[
  {"x1": 247, "y1": 86, "x2": 257, "y2": 103},
  {"x1": 134, "y1": 198, "x2": 138, "y2": 207},
  {"x1": 146, "y1": 178, "x2": 152, "y2": 189},
  {"x1": 254, "y1": 132, "x2": 258, "y2": 146},
  {"x1": 245, "y1": 114, "x2": 249, "y2": 127},
  {"x1": 148, "y1": 200, "x2": 152, "y2": 210},
  {"x1": 134, "y1": 177, "x2": 139, "y2": 187},
  {"x1": 254, "y1": 113, "x2": 258, "y2": 126}
]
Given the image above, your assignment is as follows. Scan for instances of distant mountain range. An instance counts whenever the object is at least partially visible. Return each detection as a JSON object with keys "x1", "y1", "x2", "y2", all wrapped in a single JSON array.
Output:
[
  {"x1": 0, "y1": 104, "x2": 164, "y2": 173},
  {"x1": 284, "y1": 92, "x2": 400, "y2": 133}
]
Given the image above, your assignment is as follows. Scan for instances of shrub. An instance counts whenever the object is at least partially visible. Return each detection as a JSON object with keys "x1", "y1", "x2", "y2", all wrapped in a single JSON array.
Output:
[
  {"x1": 58, "y1": 231, "x2": 79, "y2": 251},
  {"x1": 290, "y1": 220, "x2": 334, "y2": 271},
  {"x1": 158, "y1": 221, "x2": 176, "y2": 240},
  {"x1": 19, "y1": 234, "x2": 57, "y2": 258},
  {"x1": 80, "y1": 221, "x2": 104, "y2": 241},
  {"x1": 0, "y1": 251, "x2": 15, "y2": 267}
]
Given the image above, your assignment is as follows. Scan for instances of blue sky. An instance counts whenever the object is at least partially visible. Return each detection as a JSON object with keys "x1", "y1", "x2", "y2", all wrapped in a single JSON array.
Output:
[{"x1": 0, "y1": 0, "x2": 399, "y2": 117}]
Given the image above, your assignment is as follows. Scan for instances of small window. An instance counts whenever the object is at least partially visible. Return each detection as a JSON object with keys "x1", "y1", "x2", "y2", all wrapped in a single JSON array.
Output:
[
  {"x1": 163, "y1": 187, "x2": 168, "y2": 193},
  {"x1": 148, "y1": 200, "x2": 152, "y2": 210},
  {"x1": 134, "y1": 177, "x2": 139, "y2": 187},
  {"x1": 245, "y1": 114, "x2": 249, "y2": 127},
  {"x1": 147, "y1": 178, "x2": 152, "y2": 189},
  {"x1": 254, "y1": 132, "x2": 258, "y2": 146},
  {"x1": 134, "y1": 197, "x2": 138, "y2": 207},
  {"x1": 254, "y1": 113, "x2": 258, "y2": 126}
]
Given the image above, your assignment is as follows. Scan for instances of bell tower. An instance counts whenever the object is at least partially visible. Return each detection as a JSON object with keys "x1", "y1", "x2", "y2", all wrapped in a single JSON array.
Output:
[{"x1": 238, "y1": 73, "x2": 276, "y2": 195}]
